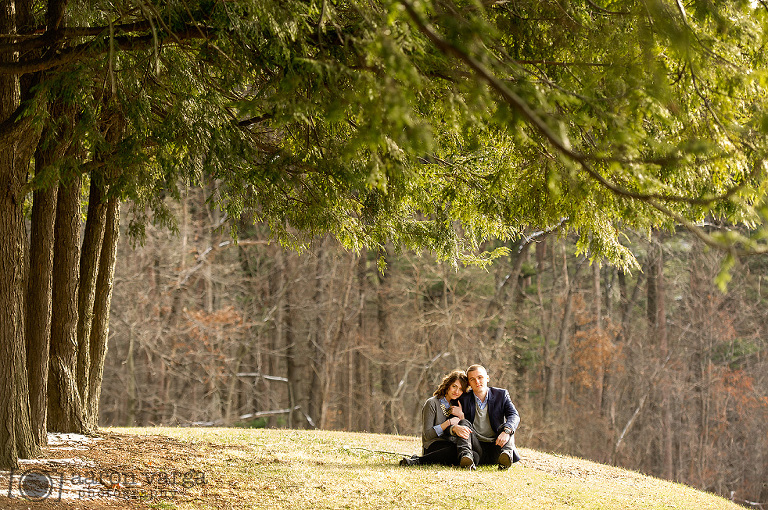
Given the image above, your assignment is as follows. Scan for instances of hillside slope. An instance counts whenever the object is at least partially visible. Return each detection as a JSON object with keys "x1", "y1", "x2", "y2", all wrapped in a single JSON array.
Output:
[{"x1": 1, "y1": 427, "x2": 742, "y2": 509}]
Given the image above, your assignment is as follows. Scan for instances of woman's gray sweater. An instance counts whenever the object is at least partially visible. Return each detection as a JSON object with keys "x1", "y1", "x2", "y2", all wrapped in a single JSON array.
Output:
[{"x1": 420, "y1": 396, "x2": 452, "y2": 453}]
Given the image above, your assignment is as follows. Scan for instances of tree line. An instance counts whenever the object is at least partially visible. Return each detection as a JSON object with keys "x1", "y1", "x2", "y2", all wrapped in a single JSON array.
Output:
[{"x1": 100, "y1": 188, "x2": 768, "y2": 505}]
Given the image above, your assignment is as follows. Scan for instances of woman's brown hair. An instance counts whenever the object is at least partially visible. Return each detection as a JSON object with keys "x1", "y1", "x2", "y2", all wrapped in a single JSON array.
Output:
[{"x1": 433, "y1": 370, "x2": 468, "y2": 398}]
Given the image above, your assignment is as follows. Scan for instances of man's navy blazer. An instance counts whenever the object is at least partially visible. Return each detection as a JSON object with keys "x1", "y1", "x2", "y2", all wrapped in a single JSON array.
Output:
[{"x1": 458, "y1": 386, "x2": 520, "y2": 435}]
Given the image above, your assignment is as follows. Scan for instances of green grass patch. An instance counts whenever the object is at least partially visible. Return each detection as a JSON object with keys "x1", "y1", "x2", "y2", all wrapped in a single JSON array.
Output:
[{"x1": 108, "y1": 427, "x2": 741, "y2": 510}]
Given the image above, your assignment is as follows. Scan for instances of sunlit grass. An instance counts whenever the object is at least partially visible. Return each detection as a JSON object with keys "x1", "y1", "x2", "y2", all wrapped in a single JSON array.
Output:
[{"x1": 109, "y1": 427, "x2": 741, "y2": 510}]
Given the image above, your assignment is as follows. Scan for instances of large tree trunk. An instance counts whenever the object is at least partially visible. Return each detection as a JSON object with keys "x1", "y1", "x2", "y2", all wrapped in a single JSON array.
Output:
[
  {"x1": 48, "y1": 173, "x2": 87, "y2": 433},
  {"x1": 26, "y1": 97, "x2": 74, "y2": 443},
  {"x1": 0, "y1": 146, "x2": 28, "y2": 467},
  {"x1": 26, "y1": 182, "x2": 58, "y2": 446},
  {"x1": 76, "y1": 176, "x2": 107, "y2": 413},
  {"x1": 85, "y1": 196, "x2": 120, "y2": 429},
  {"x1": 0, "y1": 0, "x2": 39, "y2": 468}
]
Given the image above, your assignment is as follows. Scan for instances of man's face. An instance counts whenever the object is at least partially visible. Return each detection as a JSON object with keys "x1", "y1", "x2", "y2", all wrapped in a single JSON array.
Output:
[{"x1": 467, "y1": 367, "x2": 489, "y2": 394}]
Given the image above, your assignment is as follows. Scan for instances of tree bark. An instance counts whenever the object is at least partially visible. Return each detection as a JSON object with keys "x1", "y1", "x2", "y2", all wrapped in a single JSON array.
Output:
[
  {"x1": 0, "y1": 149, "x2": 28, "y2": 467},
  {"x1": 48, "y1": 173, "x2": 86, "y2": 433},
  {"x1": 26, "y1": 182, "x2": 58, "y2": 446},
  {"x1": 85, "y1": 196, "x2": 119, "y2": 429},
  {"x1": 25, "y1": 94, "x2": 75, "y2": 442},
  {"x1": 76, "y1": 176, "x2": 107, "y2": 412},
  {"x1": 0, "y1": 0, "x2": 39, "y2": 468}
]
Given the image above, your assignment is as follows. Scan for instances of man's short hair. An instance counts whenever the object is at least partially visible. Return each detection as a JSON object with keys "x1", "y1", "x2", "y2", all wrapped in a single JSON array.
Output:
[{"x1": 466, "y1": 364, "x2": 486, "y2": 375}]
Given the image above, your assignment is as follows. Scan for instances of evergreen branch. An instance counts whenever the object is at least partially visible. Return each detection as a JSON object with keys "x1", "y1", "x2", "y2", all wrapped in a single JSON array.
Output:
[{"x1": 400, "y1": 0, "x2": 760, "y2": 210}]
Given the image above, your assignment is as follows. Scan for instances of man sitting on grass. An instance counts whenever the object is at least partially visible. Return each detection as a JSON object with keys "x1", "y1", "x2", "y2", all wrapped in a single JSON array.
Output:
[{"x1": 451, "y1": 364, "x2": 520, "y2": 470}]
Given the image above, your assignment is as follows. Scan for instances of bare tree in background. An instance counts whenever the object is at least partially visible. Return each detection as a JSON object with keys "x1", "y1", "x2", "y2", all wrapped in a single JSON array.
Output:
[{"x1": 101, "y1": 193, "x2": 768, "y2": 504}]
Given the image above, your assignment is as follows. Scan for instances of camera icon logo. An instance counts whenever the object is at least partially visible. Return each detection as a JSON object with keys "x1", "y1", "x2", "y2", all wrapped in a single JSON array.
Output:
[{"x1": 7, "y1": 468, "x2": 63, "y2": 501}]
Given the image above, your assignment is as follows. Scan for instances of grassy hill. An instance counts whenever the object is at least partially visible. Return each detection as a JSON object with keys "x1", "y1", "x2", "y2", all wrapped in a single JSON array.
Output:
[{"x1": 2, "y1": 427, "x2": 743, "y2": 509}]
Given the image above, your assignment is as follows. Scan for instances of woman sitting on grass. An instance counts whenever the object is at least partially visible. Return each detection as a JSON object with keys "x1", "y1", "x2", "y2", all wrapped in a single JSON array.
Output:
[{"x1": 400, "y1": 369, "x2": 479, "y2": 467}]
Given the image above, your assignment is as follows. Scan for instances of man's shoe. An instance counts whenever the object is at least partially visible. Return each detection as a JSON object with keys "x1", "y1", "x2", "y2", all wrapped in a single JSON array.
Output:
[
  {"x1": 498, "y1": 452, "x2": 512, "y2": 470},
  {"x1": 399, "y1": 456, "x2": 419, "y2": 467},
  {"x1": 459, "y1": 455, "x2": 476, "y2": 470}
]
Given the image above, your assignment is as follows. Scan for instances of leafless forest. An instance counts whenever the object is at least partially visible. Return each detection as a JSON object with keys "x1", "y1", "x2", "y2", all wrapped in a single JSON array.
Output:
[{"x1": 100, "y1": 189, "x2": 768, "y2": 505}]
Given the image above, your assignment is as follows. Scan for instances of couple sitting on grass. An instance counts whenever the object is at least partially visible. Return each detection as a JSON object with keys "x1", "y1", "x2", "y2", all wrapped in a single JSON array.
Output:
[{"x1": 400, "y1": 364, "x2": 520, "y2": 471}]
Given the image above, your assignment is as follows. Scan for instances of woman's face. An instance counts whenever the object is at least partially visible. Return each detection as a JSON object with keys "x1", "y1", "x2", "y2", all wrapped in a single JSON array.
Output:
[{"x1": 445, "y1": 380, "x2": 464, "y2": 400}]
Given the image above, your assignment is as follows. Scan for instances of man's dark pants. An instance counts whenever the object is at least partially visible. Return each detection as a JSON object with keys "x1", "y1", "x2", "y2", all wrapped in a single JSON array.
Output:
[{"x1": 454, "y1": 419, "x2": 516, "y2": 466}]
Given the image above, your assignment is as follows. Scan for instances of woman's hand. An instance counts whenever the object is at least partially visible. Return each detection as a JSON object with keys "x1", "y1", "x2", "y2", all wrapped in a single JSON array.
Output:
[
  {"x1": 449, "y1": 417, "x2": 460, "y2": 427},
  {"x1": 450, "y1": 401, "x2": 464, "y2": 420}
]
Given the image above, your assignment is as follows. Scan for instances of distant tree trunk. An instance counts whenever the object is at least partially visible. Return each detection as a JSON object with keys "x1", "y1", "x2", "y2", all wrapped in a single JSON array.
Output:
[
  {"x1": 544, "y1": 253, "x2": 581, "y2": 420},
  {"x1": 85, "y1": 196, "x2": 119, "y2": 429},
  {"x1": 48, "y1": 173, "x2": 87, "y2": 433},
  {"x1": 26, "y1": 182, "x2": 58, "y2": 446},
  {"x1": 377, "y1": 247, "x2": 395, "y2": 433},
  {"x1": 538, "y1": 240, "x2": 553, "y2": 418},
  {"x1": 593, "y1": 262, "x2": 605, "y2": 412},
  {"x1": 319, "y1": 253, "x2": 356, "y2": 429},
  {"x1": 310, "y1": 238, "x2": 327, "y2": 422},
  {"x1": 284, "y1": 253, "x2": 304, "y2": 428},
  {"x1": 126, "y1": 325, "x2": 136, "y2": 426},
  {"x1": 486, "y1": 238, "x2": 527, "y2": 344},
  {"x1": 354, "y1": 249, "x2": 371, "y2": 432},
  {"x1": 268, "y1": 246, "x2": 285, "y2": 427},
  {"x1": 647, "y1": 238, "x2": 673, "y2": 480}
]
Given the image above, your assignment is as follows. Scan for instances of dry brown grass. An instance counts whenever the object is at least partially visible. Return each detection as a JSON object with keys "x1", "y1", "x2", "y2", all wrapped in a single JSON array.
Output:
[{"x1": 0, "y1": 427, "x2": 744, "y2": 510}]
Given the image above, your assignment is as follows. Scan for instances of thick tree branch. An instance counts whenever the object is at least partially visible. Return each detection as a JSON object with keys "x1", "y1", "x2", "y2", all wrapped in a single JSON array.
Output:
[
  {"x1": 0, "y1": 22, "x2": 154, "y2": 54},
  {"x1": 584, "y1": 0, "x2": 630, "y2": 15},
  {"x1": 0, "y1": 25, "x2": 211, "y2": 75},
  {"x1": 647, "y1": 198, "x2": 768, "y2": 257}
]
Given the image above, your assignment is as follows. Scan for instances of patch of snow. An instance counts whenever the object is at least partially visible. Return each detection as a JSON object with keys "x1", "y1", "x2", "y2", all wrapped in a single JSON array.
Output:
[
  {"x1": 46, "y1": 432, "x2": 102, "y2": 446},
  {"x1": 20, "y1": 458, "x2": 96, "y2": 467}
]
